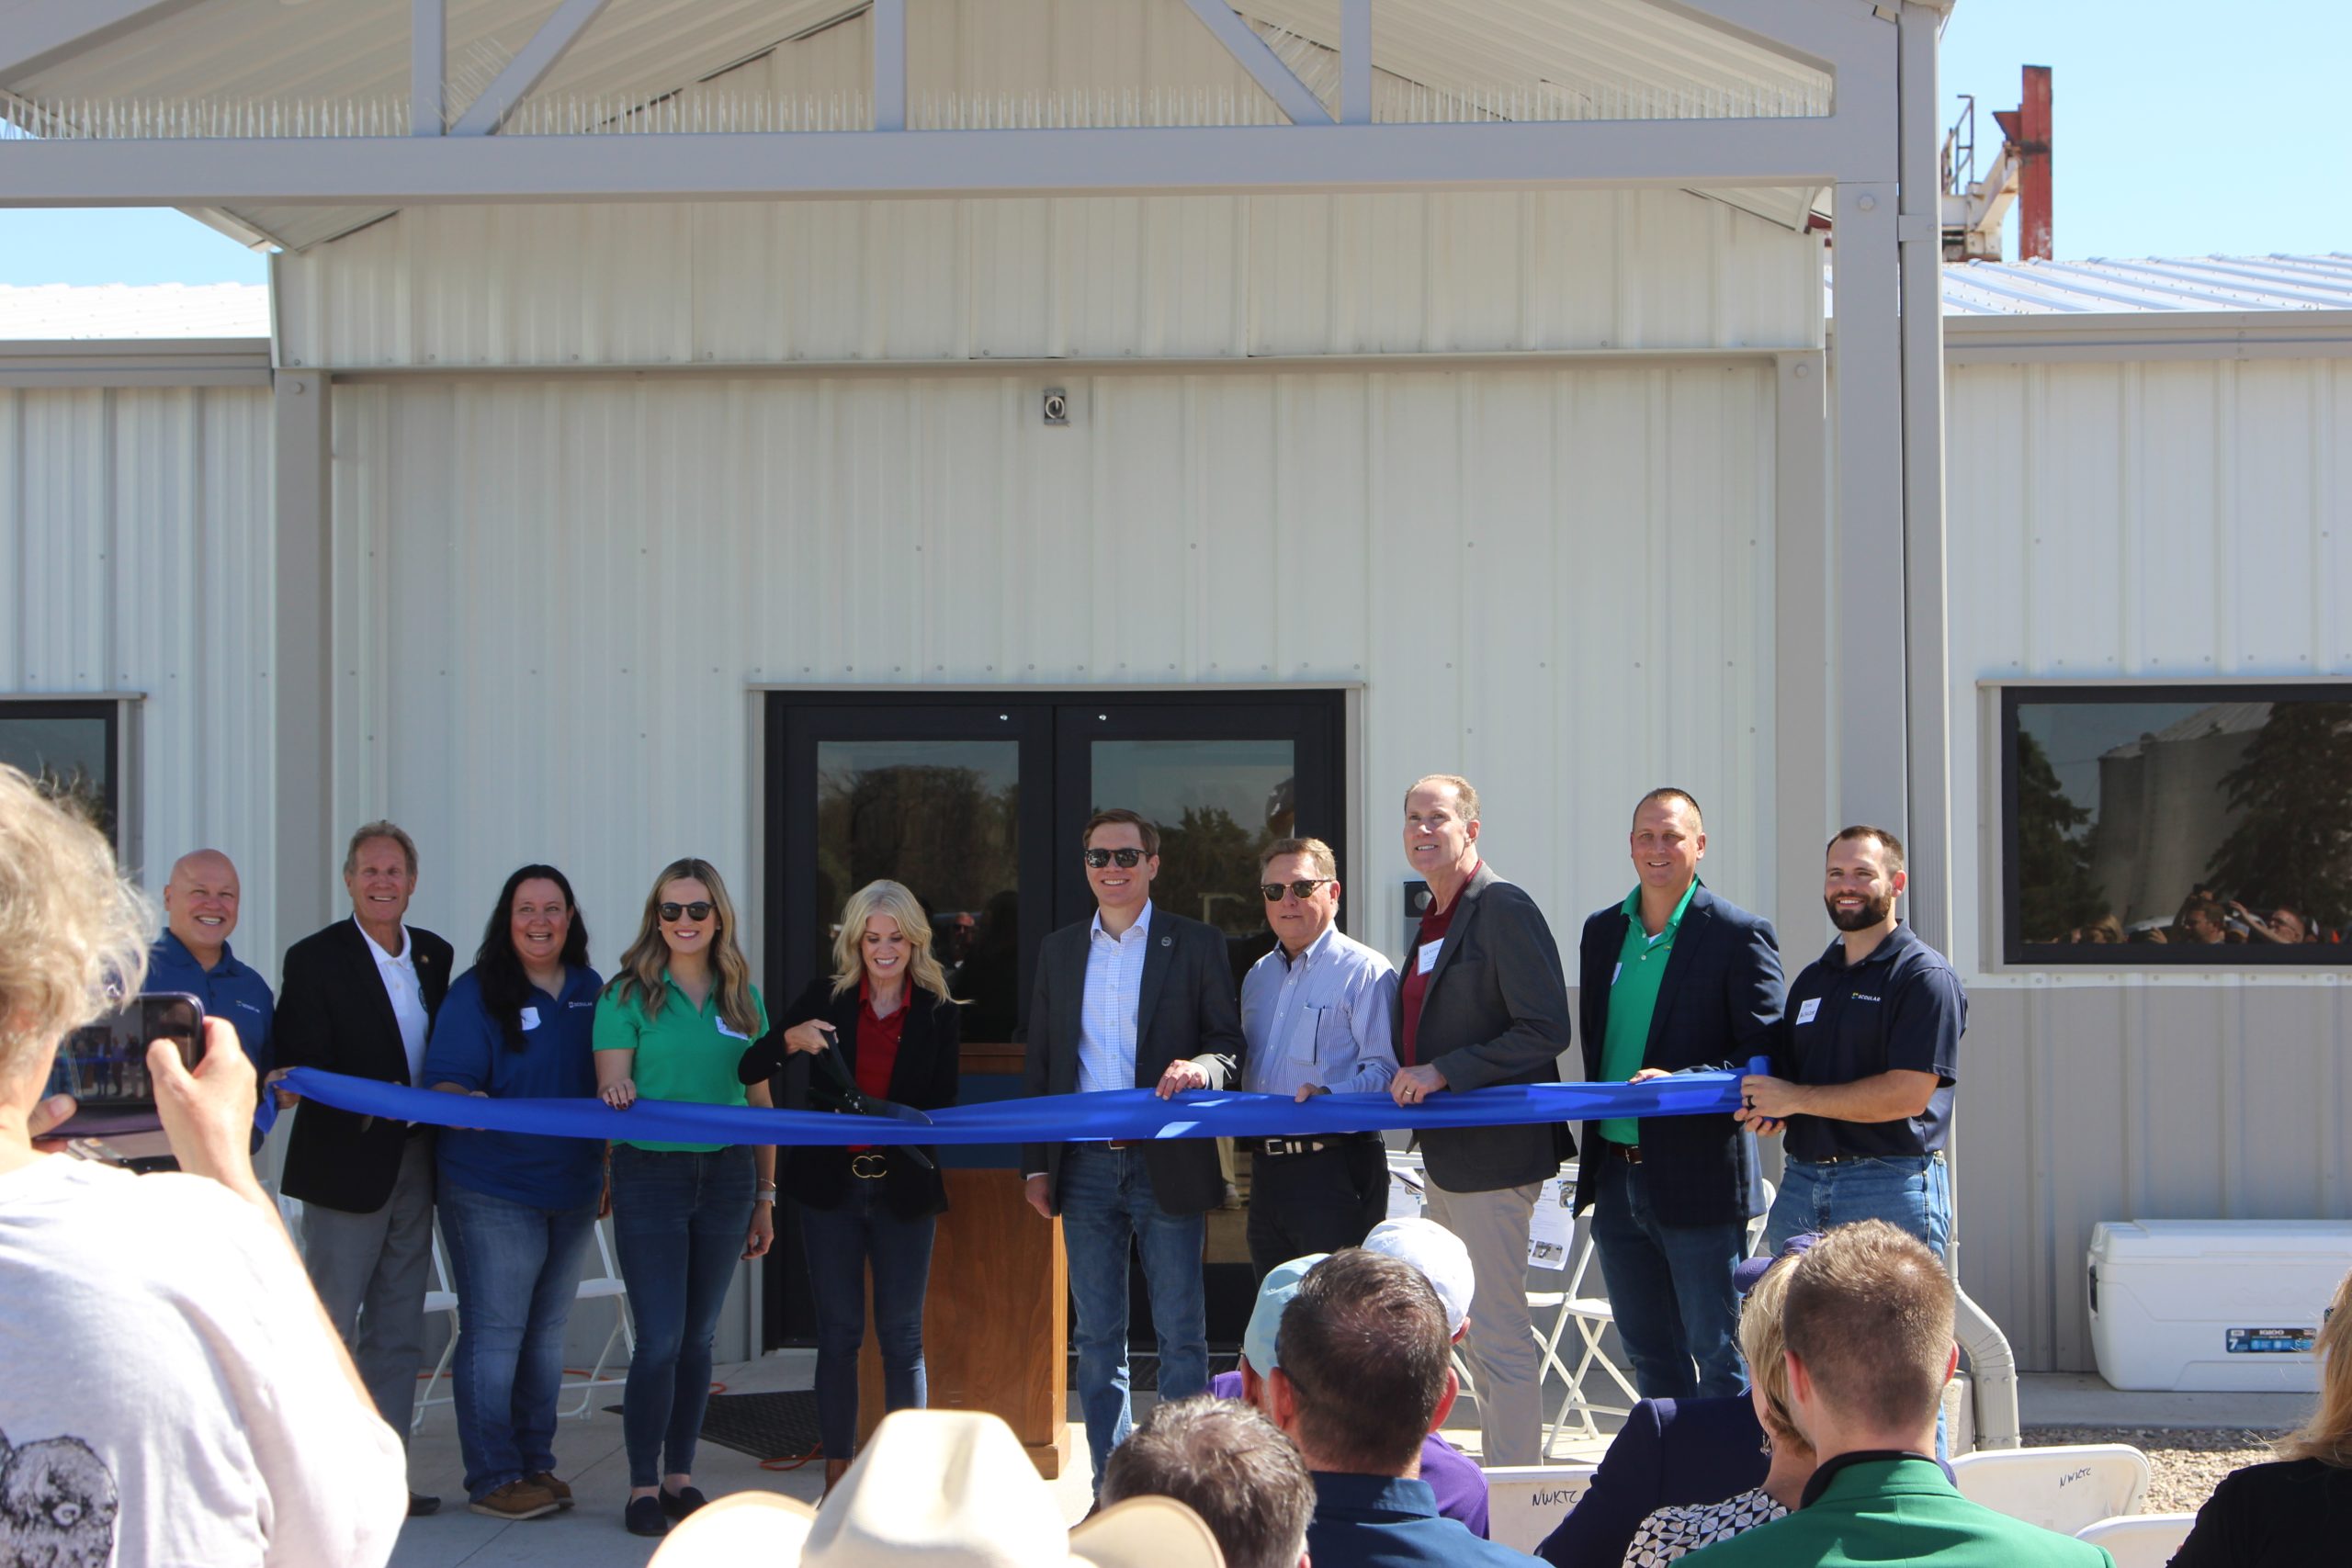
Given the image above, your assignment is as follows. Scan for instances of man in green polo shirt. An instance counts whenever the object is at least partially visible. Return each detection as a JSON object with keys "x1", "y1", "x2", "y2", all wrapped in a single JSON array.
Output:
[
  {"x1": 1576, "y1": 788, "x2": 1783, "y2": 1398},
  {"x1": 1681, "y1": 1222, "x2": 2111, "y2": 1568}
]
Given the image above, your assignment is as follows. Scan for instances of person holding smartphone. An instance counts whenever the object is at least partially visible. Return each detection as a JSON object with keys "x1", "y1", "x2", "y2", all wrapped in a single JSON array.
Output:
[
  {"x1": 592, "y1": 858, "x2": 776, "y2": 1539},
  {"x1": 736, "y1": 879, "x2": 962, "y2": 1495},
  {"x1": 422, "y1": 864, "x2": 605, "y2": 1521},
  {"x1": 0, "y1": 764, "x2": 407, "y2": 1568}
]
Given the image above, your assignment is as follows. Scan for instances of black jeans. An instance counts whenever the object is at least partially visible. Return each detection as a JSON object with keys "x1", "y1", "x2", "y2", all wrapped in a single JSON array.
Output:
[{"x1": 1244, "y1": 1134, "x2": 1389, "y2": 1280}]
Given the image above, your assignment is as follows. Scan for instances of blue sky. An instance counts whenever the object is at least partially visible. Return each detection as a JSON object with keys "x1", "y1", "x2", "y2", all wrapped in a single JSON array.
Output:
[{"x1": 0, "y1": 0, "x2": 2345, "y2": 288}]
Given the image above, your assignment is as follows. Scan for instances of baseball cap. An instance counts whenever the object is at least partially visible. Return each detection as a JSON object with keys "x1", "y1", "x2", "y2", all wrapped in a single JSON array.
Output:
[
  {"x1": 1363, "y1": 1217, "x2": 1475, "y2": 1337},
  {"x1": 1733, "y1": 1232, "x2": 1820, "y2": 1296},
  {"x1": 1240, "y1": 1253, "x2": 1328, "y2": 1374}
]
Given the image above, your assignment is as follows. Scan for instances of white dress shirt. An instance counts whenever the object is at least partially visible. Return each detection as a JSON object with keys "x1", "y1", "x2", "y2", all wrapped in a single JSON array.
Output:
[
  {"x1": 356, "y1": 916, "x2": 431, "y2": 1086},
  {"x1": 1240, "y1": 924, "x2": 1400, "y2": 1098},
  {"x1": 1076, "y1": 899, "x2": 1154, "y2": 1097}
]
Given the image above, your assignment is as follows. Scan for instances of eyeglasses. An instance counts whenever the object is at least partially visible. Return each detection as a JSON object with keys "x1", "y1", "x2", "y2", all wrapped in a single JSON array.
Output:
[
  {"x1": 1261, "y1": 879, "x2": 1334, "y2": 902},
  {"x1": 1083, "y1": 848, "x2": 1148, "y2": 869},
  {"x1": 658, "y1": 901, "x2": 715, "y2": 923}
]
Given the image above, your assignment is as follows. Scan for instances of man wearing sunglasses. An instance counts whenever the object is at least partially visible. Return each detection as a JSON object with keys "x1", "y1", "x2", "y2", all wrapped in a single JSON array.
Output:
[
  {"x1": 1238, "y1": 837, "x2": 1399, "y2": 1280},
  {"x1": 1020, "y1": 807, "x2": 1249, "y2": 1488}
]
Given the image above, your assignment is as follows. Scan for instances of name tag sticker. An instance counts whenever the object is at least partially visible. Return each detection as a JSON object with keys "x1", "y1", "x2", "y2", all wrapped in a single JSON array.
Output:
[
  {"x1": 519, "y1": 1006, "x2": 541, "y2": 1032},
  {"x1": 716, "y1": 1019, "x2": 752, "y2": 1040},
  {"x1": 1418, "y1": 941, "x2": 1443, "y2": 976},
  {"x1": 1795, "y1": 998, "x2": 1821, "y2": 1025}
]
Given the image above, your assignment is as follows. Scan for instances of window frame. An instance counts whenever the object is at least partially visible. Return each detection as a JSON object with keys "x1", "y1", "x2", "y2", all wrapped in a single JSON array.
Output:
[
  {"x1": 1998, "y1": 682, "x2": 2352, "y2": 967},
  {"x1": 0, "y1": 696, "x2": 137, "y2": 863}
]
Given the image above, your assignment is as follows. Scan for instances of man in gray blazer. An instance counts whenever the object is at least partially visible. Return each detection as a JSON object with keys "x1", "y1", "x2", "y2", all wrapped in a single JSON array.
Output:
[
  {"x1": 1021, "y1": 807, "x2": 1248, "y2": 1484},
  {"x1": 1390, "y1": 773, "x2": 1575, "y2": 1466}
]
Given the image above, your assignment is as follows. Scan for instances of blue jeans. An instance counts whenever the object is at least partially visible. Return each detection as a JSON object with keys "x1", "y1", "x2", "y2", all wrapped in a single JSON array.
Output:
[
  {"x1": 609, "y1": 1145, "x2": 756, "y2": 1487},
  {"x1": 798, "y1": 1175, "x2": 936, "y2": 1459},
  {"x1": 437, "y1": 1179, "x2": 600, "y2": 1501},
  {"x1": 1587, "y1": 1154, "x2": 1749, "y2": 1400},
  {"x1": 1765, "y1": 1153, "x2": 1952, "y2": 1261},
  {"x1": 1058, "y1": 1145, "x2": 1208, "y2": 1483}
]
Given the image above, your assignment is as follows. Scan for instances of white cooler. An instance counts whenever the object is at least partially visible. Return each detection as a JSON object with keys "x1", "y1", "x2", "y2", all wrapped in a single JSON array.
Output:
[{"x1": 2086, "y1": 1219, "x2": 2352, "y2": 1392}]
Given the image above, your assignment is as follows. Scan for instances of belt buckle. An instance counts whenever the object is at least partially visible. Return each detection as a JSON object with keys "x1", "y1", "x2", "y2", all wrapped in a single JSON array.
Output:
[{"x1": 851, "y1": 1152, "x2": 888, "y2": 1179}]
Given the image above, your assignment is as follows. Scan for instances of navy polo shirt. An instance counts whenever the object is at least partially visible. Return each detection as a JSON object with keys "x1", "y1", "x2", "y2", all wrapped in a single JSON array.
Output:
[
  {"x1": 423, "y1": 964, "x2": 605, "y2": 1211},
  {"x1": 1777, "y1": 923, "x2": 1964, "y2": 1161},
  {"x1": 145, "y1": 931, "x2": 275, "y2": 1077}
]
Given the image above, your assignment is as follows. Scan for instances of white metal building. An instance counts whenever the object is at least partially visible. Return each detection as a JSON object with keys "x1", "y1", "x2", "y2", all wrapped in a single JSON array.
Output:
[{"x1": 1, "y1": 0, "x2": 2345, "y2": 1372}]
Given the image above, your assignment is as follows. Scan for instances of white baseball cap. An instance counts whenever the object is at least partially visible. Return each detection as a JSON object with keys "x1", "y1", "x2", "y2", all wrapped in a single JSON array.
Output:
[{"x1": 1364, "y1": 1216, "x2": 1475, "y2": 1337}]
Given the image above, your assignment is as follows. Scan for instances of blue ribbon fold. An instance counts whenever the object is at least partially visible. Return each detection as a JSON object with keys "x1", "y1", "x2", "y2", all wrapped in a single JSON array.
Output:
[{"x1": 275, "y1": 1059, "x2": 1767, "y2": 1145}]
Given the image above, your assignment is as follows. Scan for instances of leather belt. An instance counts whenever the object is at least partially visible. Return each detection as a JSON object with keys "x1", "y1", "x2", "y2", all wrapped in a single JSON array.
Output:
[
  {"x1": 1256, "y1": 1136, "x2": 1332, "y2": 1158},
  {"x1": 1800, "y1": 1148, "x2": 1944, "y2": 1167},
  {"x1": 1102, "y1": 1140, "x2": 1139, "y2": 1151},
  {"x1": 1599, "y1": 1139, "x2": 1643, "y2": 1164}
]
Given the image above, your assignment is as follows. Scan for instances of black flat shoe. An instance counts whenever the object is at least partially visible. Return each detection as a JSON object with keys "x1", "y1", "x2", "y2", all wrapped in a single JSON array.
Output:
[
  {"x1": 659, "y1": 1485, "x2": 709, "y2": 1519},
  {"x1": 624, "y1": 1495, "x2": 668, "y2": 1537},
  {"x1": 408, "y1": 1493, "x2": 440, "y2": 1517}
]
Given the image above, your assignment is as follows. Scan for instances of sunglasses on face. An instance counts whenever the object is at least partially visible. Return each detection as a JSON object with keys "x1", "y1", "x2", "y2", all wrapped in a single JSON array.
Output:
[
  {"x1": 1261, "y1": 879, "x2": 1334, "y2": 902},
  {"x1": 1084, "y1": 848, "x2": 1148, "y2": 869},
  {"x1": 659, "y1": 901, "x2": 715, "y2": 923}
]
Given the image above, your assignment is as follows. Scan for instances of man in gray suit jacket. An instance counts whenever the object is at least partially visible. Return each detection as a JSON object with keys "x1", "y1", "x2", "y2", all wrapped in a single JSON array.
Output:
[
  {"x1": 1390, "y1": 773, "x2": 1574, "y2": 1467},
  {"x1": 1021, "y1": 807, "x2": 1248, "y2": 1484}
]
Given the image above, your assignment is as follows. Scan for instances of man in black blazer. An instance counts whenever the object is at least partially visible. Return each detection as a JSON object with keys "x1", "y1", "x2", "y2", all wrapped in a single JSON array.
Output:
[
  {"x1": 275, "y1": 821, "x2": 453, "y2": 1514},
  {"x1": 1390, "y1": 774, "x2": 1574, "y2": 1468},
  {"x1": 1020, "y1": 808, "x2": 1247, "y2": 1484},
  {"x1": 1576, "y1": 789, "x2": 1782, "y2": 1401}
]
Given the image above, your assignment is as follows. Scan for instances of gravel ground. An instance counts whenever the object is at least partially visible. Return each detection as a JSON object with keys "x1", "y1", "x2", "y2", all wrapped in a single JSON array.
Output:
[{"x1": 2023, "y1": 1425, "x2": 2282, "y2": 1514}]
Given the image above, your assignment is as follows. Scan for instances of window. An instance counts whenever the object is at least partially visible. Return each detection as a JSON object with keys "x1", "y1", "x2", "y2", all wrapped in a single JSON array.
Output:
[
  {"x1": 0, "y1": 699, "x2": 123, "y2": 849},
  {"x1": 2001, "y1": 685, "x2": 2352, "y2": 964}
]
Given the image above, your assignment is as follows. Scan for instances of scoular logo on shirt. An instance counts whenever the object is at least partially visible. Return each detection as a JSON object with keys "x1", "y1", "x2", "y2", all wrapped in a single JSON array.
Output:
[{"x1": 1850, "y1": 993, "x2": 1883, "y2": 1003}]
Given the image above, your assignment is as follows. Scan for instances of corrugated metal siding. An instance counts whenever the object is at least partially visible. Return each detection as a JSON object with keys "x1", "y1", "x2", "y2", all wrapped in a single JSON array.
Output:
[
  {"x1": 0, "y1": 385, "x2": 278, "y2": 945},
  {"x1": 1941, "y1": 254, "x2": 2352, "y2": 315},
  {"x1": 1945, "y1": 355, "x2": 2352, "y2": 1371},
  {"x1": 277, "y1": 188, "x2": 1824, "y2": 367},
  {"x1": 329, "y1": 364, "x2": 1778, "y2": 980}
]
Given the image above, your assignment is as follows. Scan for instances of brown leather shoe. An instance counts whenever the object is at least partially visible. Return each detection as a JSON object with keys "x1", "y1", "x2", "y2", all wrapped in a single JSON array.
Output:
[
  {"x1": 469, "y1": 1480, "x2": 561, "y2": 1521},
  {"x1": 528, "y1": 1472, "x2": 575, "y2": 1509}
]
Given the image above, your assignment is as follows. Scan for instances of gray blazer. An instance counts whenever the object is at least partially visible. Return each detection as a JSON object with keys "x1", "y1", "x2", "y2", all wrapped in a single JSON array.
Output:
[
  {"x1": 1392, "y1": 863, "x2": 1577, "y2": 1192},
  {"x1": 1019, "y1": 907, "x2": 1246, "y2": 1217}
]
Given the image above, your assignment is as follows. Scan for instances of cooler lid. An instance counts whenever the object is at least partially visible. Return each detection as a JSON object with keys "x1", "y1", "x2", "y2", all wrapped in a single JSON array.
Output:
[{"x1": 2089, "y1": 1219, "x2": 2352, "y2": 1263}]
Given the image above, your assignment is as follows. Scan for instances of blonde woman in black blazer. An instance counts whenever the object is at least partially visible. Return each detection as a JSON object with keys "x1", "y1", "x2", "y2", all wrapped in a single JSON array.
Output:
[{"x1": 735, "y1": 879, "x2": 960, "y2": 1492}]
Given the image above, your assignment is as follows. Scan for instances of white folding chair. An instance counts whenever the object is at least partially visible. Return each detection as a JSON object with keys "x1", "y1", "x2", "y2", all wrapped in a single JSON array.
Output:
[
  {"x1": 413, "y1": 1223, "x2": 461, "y2": 1433},
  {"x1": 1529, "y1": 1212, "x2": 1636, "y2": 1456},
  {"x1": 559, "y1": 1217, "x2": 636, "y2": 1418},
  {"x1": 1481, "y1": 1463, "x2": 1598, "y2": 1555},
  {"x1": 1948, "y1": 1444, "x2": 2151, "y2": 1535},
  {"x1": 2075, "y1": 1513, "x2": 2196, "y2": 1568}
]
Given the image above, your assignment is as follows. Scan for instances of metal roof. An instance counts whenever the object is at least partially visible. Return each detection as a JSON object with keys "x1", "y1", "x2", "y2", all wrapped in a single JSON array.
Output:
[
  {"x1": 0, "y1": 281, "x2": 268, "y2": 338},
  {"x1": 1940, "y1": 254, "x2": 2352, "y2": 315}
]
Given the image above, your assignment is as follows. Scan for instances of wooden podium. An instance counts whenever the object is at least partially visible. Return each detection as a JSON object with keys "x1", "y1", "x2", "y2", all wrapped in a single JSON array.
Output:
[{"x1": 856, "y1": 1044, "x2": 1071, "y2": 1476}]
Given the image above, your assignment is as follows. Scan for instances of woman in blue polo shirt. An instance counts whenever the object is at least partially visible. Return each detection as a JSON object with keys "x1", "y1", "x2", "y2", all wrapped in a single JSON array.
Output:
[
  {"x1": 423, "y1": 863, "x2": 604, "y2": 1523},
  {"x1": 592, "y1": 856, "x2": 776, "y2": 1540}
]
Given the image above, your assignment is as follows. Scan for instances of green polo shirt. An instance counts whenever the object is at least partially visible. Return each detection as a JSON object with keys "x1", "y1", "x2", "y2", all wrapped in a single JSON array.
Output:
[
  {"x1": 593, "y1": 972, "x2": 769, "y2": 1153},
  {"x1": 1599, "y1": 877, "x2": 1699, "y2": 1145}
]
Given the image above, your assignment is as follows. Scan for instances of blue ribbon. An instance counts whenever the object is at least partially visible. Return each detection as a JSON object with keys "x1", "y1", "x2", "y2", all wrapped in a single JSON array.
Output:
[{"x1": 276, "y1": 1059, "x2": 1766, "y2": 1145}]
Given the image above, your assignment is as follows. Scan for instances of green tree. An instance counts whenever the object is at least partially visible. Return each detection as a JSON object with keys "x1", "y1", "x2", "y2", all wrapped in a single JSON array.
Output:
[
  {"x1": 2016, "y1": 729, "x2": 2105, "y2": 939},
  {"x1": 2208, "y1": 703, "x2": 2352, "y2": 928}
]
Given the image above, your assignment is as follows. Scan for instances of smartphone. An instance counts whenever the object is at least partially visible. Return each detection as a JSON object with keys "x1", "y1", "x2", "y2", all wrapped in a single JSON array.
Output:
[{"x1": 51, "y1": 993, "x2": 205, "y2": 1109}]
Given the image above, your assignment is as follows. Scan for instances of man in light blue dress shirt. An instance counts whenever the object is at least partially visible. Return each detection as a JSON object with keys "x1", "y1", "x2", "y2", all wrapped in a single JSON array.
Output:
[{"x1": 1239, "y1": 836, "x2": 1400, "y2": 1280}]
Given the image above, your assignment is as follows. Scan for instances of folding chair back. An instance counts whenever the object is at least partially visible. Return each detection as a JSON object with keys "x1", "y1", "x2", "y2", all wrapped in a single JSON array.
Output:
[
  {"x1": 1949, "y1": 1444, "x2": 2151, "y2": 1534},
  {"x1": 2073, "y1": 1512, "x2": 2196, "y2": 1568},
  {"x1": 1482, "y1": 1463, "x2": 1597, "y2": 1554}
]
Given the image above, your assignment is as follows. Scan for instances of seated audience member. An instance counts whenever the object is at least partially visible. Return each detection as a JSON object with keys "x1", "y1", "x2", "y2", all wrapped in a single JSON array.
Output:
[
  {"x1": 2175, "y1": 894, "x2": 2226, "y2": 944},
  {"x1": 1213, "y1": 1217, "x2": 1491, "y2": 1536},
  {"x1": 1623, "y1": 1247, "x2": 1815, "y2": 1564},
  {"x1": 1102, "y1": 1395, "x2": 1314, "y2": 1568},
  {"x1": 0, "y1": 764, "x2": 407, "y2": 1568},
  {"x1": 647, "y1": 1410, "x2": 1220, "y2": 1567},
  {"x1": 2169, "y1": 1265, "x2": 2352, "y2": 1567},
  {"x1": 1268, "y1": 1247, "x2": 1544, "y2": 1565},
  {"x1": 1676, "y1": 1221, "x2": 2106, "y2": 1568}
]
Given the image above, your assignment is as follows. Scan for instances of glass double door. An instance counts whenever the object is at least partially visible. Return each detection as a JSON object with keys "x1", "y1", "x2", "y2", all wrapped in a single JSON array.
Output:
[{"x1": 761, "y1": 689, "x2": 1347, "y2": 1346}]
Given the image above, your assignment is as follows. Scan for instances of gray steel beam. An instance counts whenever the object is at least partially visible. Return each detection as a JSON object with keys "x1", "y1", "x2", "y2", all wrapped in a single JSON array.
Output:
[
  {"x1": 412, "y1": 0, "x2": 444, "y2": 136},
  {"x1": 0, "y1": 116, "x2": 1886, "y2": 205},
  {"x1": 871, "y1": 0, "x2": 906, "y2": 132},
  {"x1": 449, "y1": 0, "x2": 616, "y2": 138},
  {"x1": 1340, "y1": 0, "x2": 1372, "y2": 126},
  {"x1": 0, "y1": 0, "x2": 204, "y2": 80},
  {"x1": 272, "y1": 367, "x2": 335, "y2": 951},
  {"x1": 1773, "y1": 349, "x2": 1833, "y2": 953},
  {"x1": 1181, "y1": 0, "x2": 1332, "y2": 125}
]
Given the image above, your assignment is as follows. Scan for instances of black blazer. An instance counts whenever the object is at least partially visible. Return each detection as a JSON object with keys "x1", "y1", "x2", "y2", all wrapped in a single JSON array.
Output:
[
  {"x1": 1574, "y1": 885, "x2": 1783, "y2": 1226},
  {"x1": 2170, "y1": 1457, "x2": 2352, "y2": 1568},
  {"x1": 277, "y1": 919, "x2": 454, "y2": 1214},
  {"x1": 1019, "y1": 908, "x2": 1245, "y2": 1217},
  {"x1": 738, "y1": 976, "x2": 961, "y2": 1221},
  {"x1": 1392, "y1": 863, "x2": 1576, "y2": 1193},
  {"x1": 1535, "y1": 1395, "x2": 1769, "y2": 1568}
]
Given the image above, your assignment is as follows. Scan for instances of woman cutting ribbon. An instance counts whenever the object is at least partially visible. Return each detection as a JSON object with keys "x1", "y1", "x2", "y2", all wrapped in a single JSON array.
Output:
[{"x1": 737, "y1": 879, "x2": 961, "y2": 1495}]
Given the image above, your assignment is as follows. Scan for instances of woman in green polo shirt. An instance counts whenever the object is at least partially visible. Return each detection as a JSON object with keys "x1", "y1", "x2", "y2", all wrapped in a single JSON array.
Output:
[{"x1": 591, "y1": 856, "x2": 776, "y2": 1540}]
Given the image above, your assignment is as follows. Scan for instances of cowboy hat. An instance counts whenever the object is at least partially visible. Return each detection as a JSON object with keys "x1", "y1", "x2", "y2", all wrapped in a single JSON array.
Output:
[{"x1": 650, "y1": 1410, "x2": 1223, "y2": 1568}]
